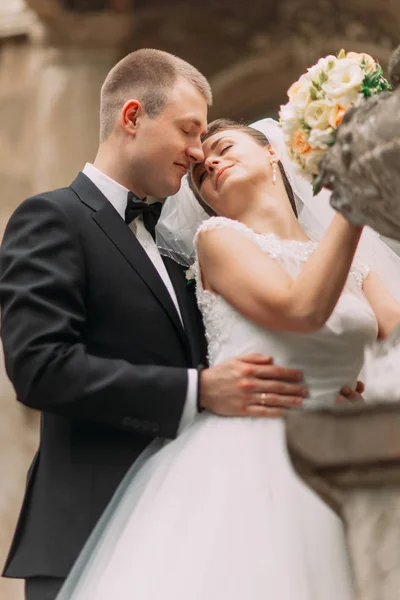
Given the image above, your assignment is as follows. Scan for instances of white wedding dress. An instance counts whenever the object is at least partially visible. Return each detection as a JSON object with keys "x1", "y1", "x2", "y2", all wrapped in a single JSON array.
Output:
[{"x1": 57, "y1": 217, "x2": 378, "y2": 600}]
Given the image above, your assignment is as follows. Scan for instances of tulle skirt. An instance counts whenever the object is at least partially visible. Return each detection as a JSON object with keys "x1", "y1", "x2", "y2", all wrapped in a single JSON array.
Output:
[{"x1": 57, "y1": 413, "x2": 354, "y2": 600}]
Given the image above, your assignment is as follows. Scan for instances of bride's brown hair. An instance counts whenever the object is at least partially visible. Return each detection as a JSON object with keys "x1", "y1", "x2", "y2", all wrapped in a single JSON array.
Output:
[{"x1": 188, "y1": 119, "x2": 298, "y2": 218}]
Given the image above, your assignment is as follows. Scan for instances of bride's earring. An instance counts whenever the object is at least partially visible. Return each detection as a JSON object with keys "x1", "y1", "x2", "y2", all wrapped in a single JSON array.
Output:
[{"x1": 270, "y1": 158, "x2": 278, "y2": 185}]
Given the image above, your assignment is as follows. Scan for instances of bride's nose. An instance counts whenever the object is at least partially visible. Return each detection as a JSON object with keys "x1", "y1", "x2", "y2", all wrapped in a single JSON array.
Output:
[{"x1": 204, "y1": 156, "x2": 220, "y2": 172}]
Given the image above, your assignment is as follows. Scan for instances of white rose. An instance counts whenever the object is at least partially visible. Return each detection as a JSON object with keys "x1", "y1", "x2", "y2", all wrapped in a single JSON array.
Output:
[
  {"x1": 287, "y1": 74, "x2": 308, "y2": 100},
  {"x1": 294, "y1": 82, "x2": 313, "y2": 113},
  {"x1": 322, "y1": 58, "x2": 364, "y2": 99},
  {"x1": 303, "y1": 149, "x2": 325, "y2": 176},
  {"x1": 308, "y1": 127, "x2": 334, "y2": 149},
  {"x1": 185, "y1": 264, "x2": 197, "y2": 282},
  {"x1": 287, "y1": 75, "x2": 313, "y2": 113},
  {"x1": 304, "y1": 100, "x2": 332, "y2": 130},
  {"x1": 307, "y1": 55, "x2": 337, "y2": 80},
  {"x1": 279, "y1": 102, "x2": 299, "y2": 137}
]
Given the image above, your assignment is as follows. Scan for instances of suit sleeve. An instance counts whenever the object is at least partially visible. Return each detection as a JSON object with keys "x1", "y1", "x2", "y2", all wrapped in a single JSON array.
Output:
[{"x1": 0, "y1": 195, "x2": 188, "y2": 439}]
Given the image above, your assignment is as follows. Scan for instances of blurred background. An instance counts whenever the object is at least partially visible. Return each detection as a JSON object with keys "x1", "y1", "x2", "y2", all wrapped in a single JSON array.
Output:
[{"x1": 0, "y1": 1, "x2": 398, "y2": 598}]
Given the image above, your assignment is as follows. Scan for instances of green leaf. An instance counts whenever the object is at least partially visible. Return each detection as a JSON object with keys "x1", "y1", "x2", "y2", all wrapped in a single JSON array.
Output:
[
  {"x1": 362, "y1": 71, "x2": 391, "y2": 97},
  {"x1": 300, "y1": 119, "x2": 311, "y2": 132},
  {"x1": 310, "y1": 87, "x2": 318, "y2": 101},
  {"x1": 319, "y1": 71, "x2": 328, "y2": 84},
  {"x1": 337, "y1": 49, "x2": 346, "y2": 59},
  {"x1": 380, "y1": 78, "x2": 392, "y2": 91},
  {"x1": 362, "y1": 86, "x2": 372, "y2": 97},
  {"x1": 370, "y1": 73, "x2": 380, "y2": 85},
  {"x1": 312, "y1": 176, "x2": 321, "y2": 195}
]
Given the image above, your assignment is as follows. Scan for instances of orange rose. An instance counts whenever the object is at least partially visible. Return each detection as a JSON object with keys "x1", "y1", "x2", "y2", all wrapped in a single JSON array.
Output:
[
  {"x1": 292, "y1": 129, "x2": 311, "y2": 155},
  {"x1": 329, "y1": 105, "x2": 347, "y2": 128}
]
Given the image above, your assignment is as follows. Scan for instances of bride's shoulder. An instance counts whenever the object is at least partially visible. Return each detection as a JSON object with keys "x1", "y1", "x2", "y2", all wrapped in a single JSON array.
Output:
[{"x1": 195, "y1": 217, "x2": 254, "y2": 243}]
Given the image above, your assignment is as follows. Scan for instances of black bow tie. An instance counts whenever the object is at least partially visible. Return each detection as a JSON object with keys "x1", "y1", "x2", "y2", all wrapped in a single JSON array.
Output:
[{"x1": 124, "y1": 192, "x2": 163, "y2": 239}]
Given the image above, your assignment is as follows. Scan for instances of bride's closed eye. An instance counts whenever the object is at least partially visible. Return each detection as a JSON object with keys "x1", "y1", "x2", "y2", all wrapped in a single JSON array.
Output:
[{"x1": 220, "y1": 145, "x2": 233, "y2": 154}]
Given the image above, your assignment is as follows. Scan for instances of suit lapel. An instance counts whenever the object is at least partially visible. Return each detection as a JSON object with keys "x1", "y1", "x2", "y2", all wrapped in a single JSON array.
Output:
[
  {"x1": 162, "y1": 257, "x2": 201, "y2": 366},
  {"x1": 70, "y1": 173, "x2": 188, "y2": 351}
]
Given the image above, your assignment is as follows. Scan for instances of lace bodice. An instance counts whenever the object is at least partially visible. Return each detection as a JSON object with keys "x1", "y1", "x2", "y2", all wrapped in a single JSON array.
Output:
[{"x1": 194, "y1": 217, "x2": 377, "y2": 408}]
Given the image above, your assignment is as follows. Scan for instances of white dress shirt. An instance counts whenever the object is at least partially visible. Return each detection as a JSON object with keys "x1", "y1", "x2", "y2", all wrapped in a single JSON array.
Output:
[{"x1": 83, "y1": 163, "x2": 197, "y2": 433}]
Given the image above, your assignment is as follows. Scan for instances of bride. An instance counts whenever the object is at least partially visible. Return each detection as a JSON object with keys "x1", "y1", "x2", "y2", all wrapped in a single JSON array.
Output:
[{"x1": 57, "y1": 118, "x2": 400, "y2": 600}]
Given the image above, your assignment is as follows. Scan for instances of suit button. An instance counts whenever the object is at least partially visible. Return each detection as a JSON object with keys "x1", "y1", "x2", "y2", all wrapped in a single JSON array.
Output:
[
  {"x1": 122, "y1": 417, "x2": 141, "y2": 430},
  {"x1": 122, "y1": 416, "x2": 133, "y2": 428}
]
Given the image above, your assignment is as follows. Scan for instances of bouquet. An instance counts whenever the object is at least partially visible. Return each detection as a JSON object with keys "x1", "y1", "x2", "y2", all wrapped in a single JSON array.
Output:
[{"x1": 279, "y1": 49, "x2": 391, "y2": 188}]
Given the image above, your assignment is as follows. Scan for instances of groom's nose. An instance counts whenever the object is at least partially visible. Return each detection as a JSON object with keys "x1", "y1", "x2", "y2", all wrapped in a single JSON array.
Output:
[{"x1": 187, "y1": 144, "x2": 205, "y2": 164}]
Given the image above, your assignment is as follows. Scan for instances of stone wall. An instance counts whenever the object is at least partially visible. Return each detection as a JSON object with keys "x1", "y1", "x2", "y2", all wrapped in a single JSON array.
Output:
[
  {"x1": 0, "y1": 34, "x2": 123, "y2": 600},
  {"x1": 0, "y1": 40, "x2": 41, "y2": 600}
]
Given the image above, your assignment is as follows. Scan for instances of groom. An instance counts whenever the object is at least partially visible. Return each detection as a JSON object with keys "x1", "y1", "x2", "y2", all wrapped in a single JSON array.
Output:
[{"x1": 0, "y1": 49, "x2": 352, "y2": 600}]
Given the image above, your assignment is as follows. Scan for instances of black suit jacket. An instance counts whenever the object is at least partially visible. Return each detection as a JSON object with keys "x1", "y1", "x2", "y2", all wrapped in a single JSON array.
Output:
[{"x1": 0, "y1": 173, "x2": 207, "y2": 578}]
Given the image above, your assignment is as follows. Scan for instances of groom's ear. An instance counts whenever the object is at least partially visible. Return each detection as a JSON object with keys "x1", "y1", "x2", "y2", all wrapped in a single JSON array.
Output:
[{"x1": 121, "y1": 99, "x2": 143, "y2": 136}]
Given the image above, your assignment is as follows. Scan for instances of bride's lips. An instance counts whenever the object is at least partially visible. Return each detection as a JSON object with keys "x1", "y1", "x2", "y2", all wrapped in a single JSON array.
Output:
[{"x1": 216, "y1": 165, "x2": 233, "y2": 187}]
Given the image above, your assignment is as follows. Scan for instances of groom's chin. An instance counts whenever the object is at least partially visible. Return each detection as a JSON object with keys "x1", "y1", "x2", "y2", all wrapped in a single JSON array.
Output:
[{"x1": 164, "y1": 179, "x2": 184, "y2": 198}]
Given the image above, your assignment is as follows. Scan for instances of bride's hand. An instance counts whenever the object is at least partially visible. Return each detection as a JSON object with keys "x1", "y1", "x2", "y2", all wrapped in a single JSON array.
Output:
[
  {"x1": 199, "y1": 354, "x2": 308, "y2": 418},
  {"x1": 336, "y1": 380, "x2": 365, "y2": 404}
]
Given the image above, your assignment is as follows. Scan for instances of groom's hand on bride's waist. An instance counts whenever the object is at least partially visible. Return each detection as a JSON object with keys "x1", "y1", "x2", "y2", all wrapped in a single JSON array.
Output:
[{"x1": 199, "y1": 354, "x2": 308, "y2": 418}]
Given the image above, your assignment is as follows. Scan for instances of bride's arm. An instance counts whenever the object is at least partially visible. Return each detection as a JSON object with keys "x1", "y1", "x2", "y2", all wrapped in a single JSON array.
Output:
[
  {"x1": 197, "y1": 213, "x2": 362, "y2": 334},
  {"x1": 362, "y1": 272, "x2": 400, "y2": 338}
]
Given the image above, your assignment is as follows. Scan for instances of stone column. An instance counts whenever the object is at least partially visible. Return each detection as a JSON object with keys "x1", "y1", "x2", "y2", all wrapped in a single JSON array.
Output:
[
  {"x1": 0, "y1": 4, "x2": 134, "y2": 600},
  {"x1": 25, "y1": 1, "x2": 135, "y2": 190},
  {"x1": 286, "y1": 403, "x2": 400, "y2": 600}
]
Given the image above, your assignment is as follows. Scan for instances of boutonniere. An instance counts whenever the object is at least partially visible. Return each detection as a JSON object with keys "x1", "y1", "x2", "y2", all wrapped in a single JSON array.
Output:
[{"x1": 185, "y1": 264, "x2": 197, "y2": 287}]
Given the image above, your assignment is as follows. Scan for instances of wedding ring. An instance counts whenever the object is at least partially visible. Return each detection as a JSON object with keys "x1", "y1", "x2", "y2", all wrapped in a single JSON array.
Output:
[{"x1": 260, "y1": 393, "x2": 267, "y2": 406}]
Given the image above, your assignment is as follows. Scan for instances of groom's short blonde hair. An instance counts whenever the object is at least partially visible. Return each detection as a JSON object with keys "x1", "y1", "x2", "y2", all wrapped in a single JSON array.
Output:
[{"x1": 99, "y1": 48, "x2": 212, "y2": 142}]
